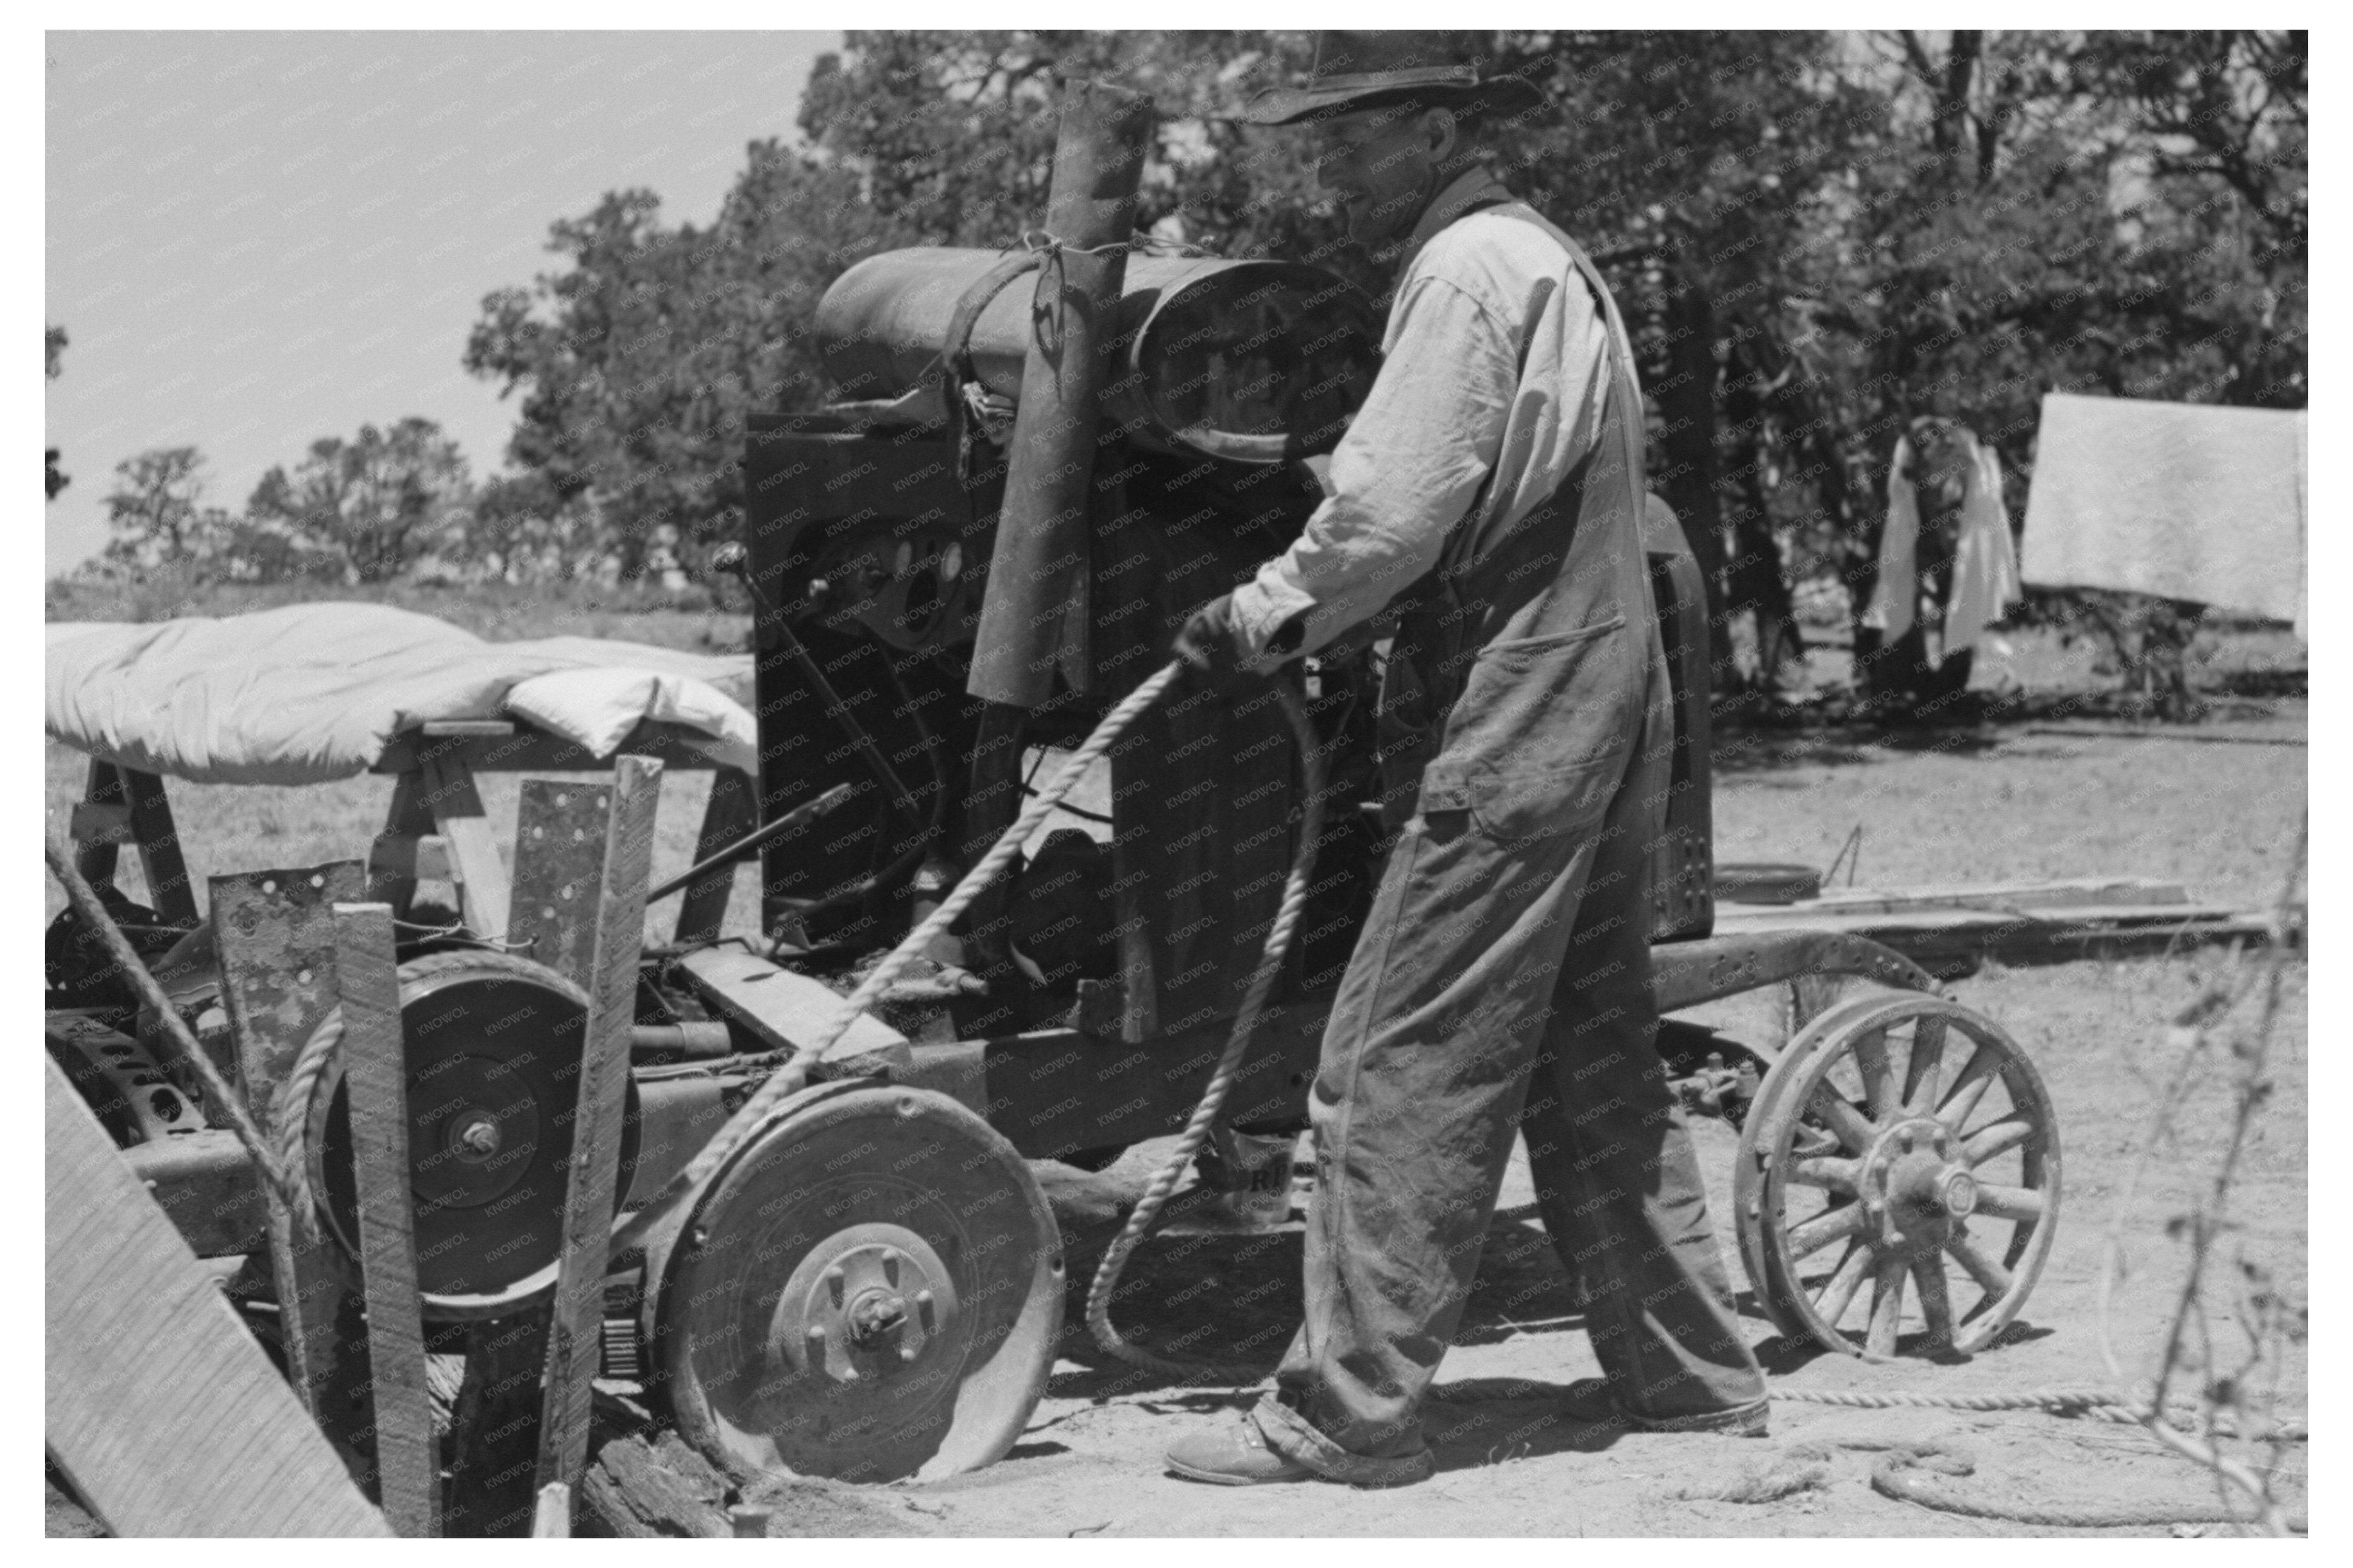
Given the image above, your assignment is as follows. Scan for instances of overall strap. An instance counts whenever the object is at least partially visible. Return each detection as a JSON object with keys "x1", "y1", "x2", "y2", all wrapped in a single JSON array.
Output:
[{"x1": 1476, "y1": 203, "x2": 1648, "y2": 505}]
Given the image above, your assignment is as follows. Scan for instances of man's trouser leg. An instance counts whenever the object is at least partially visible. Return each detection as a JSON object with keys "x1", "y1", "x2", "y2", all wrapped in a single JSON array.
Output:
[
  {"x1": 1520, "y1": 717, "x2": 1767, "y2": 1420},
  {"x1": 1255, "y1": 777, "x2": 1615, "y2": 1469}
]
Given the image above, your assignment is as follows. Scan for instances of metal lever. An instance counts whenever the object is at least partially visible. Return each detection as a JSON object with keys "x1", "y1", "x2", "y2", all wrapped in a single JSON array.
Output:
[{"x1": 712, "y1": 543, "x2": 927, "y2": 832}]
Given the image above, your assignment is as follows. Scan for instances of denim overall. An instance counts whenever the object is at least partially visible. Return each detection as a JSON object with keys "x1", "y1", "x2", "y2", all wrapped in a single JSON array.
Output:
[{"x1": 1256, "y1": 204, "x2": 1766, "y2": 1474}]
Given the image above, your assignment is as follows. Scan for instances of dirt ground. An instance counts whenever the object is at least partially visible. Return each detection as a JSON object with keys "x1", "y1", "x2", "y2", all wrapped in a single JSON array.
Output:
[
  {"x1": 865, "y1": 693, "x2": 2309, "y2": 1538},
  {"x1": 42, "y1": 625, "x2": 2306, "y2": 1537}
]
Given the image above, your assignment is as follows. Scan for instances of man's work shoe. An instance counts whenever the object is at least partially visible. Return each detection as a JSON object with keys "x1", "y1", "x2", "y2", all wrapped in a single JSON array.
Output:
[
  {"x1": 1165, "y1": 1413, "x2": 1318, "y2": 1486},
  {"x1": 1560, "y1": 1377, "x2": 1770, "y2": 1437},
  {"x1": 1165, "y1": 1412, "x2": 1436, "y2": 1488}
]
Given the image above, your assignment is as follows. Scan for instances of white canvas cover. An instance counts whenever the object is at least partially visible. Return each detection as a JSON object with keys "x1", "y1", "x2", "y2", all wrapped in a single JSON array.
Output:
[
  {"x1": 2020, "y1": 392, "x2": 2307, "y2": 636},
  {"x1": 46, "y1": 602, "x2": 758, "y2": 785}
]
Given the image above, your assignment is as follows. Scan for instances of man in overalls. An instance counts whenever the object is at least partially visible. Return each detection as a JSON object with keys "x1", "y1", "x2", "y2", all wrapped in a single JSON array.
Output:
[{"x1": 1165, "y1": 33, "x2": 1767, "y2": 1488}]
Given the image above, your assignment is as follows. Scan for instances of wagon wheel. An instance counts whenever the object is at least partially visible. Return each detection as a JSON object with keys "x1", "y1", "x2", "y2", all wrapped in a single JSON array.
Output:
[
  {"x1": 650, "y1": 1082, "x2": 1063, "y2": 1485},
  {"x1": 1734, "y1": 992, "x2": 2061, "y2": 1359}
]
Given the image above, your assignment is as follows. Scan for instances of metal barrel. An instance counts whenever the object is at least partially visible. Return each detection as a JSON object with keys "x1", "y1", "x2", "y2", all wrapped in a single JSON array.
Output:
[{"x1": 814, "y1": 247, "x2": 1380, "y2": 463}]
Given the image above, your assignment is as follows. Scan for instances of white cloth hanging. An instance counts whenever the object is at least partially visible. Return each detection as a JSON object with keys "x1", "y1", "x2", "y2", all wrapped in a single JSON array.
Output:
[
  {"x1": 1862, "y1": 434, "x2": 1922, "y2": 642},
  {"x1": 1863, "y1": 430, "x2": 2020, "y2": 657},
  {"x1": 1943, "y1": 442, "x2": 2023, "y2": 656}
]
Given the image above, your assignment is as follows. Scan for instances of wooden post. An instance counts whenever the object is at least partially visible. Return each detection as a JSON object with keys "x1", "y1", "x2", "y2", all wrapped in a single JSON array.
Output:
[
  {"x1": 332, "y1": 902, "x2": 438, "y2": 1538},
  {"x1": 422, "y1": 753, "x2": 511, "y2": 939},
  {"x1": 534, "y1": 756, "x2": 663, "y2": 1517},
  {"x1": 211, "y1": 863, "x2": 378, "y2": 1490},
  {"x1": 45, "y1": 1057, "x2": 393, "y2": 1538},
  {"x1": 965, "y1": 76, "x2": 1154, "y2": 708},
  {"x1": 673, "y1": 766, "x2": 755, "y2": 944}
]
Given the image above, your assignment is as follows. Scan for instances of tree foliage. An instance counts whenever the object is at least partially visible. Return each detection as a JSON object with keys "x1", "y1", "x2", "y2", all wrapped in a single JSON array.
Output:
[
  {"x1": 46, "y1": 324, "x2": 68, "y2": 500},
  {"x1": 456, "y1": 28, "x2": 2304, "y2": 682},
  {"x1": 246, "y1": 417, "x2": 471, "y2": 583},
  {"x1": 102, "y1": 446, "x2": 227, "y2": 567}
]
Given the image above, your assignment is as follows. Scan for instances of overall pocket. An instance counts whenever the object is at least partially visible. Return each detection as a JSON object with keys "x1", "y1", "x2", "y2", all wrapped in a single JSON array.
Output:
[{"x1": 1418, "y1": 615, "x2": 1639, "y2": 841}]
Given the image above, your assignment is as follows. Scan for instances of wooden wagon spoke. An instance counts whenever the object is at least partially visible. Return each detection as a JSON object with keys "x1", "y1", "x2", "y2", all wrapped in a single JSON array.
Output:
[
  {"x1": 1785, "y1": 1201, "x2": 1868, "y2": 1260},
  {"x1": 1812, "y1": 1239, "x2": 1875, "y2": 1327},
  {"x1": 1850, "y1": 1028, "x2": 1898, "y2": 1121},
  {"x1": 1910, "y1": 1255, "x2": 1955, "y2": 1348},
  {"x1": 1962, "y1": 1115, "x2": 2037, "y2": 1168},
  {"x1": 1865, "y1": 1252, "x2": 1908, "y2": 1357},
  {"x1": 1806, "y1": 1087, "x2": 1879, "y2": 1155},
  {"x1": 1936, "y1": 1041, "x2": 2004, "y2": 1129},
  {"x1": 1970, "y1": 1182, "x2": 2046, "y2": 1224},
  {"x1": 1946, "y1": 1229, "x2": 2014, "y2": 1298},
  {"x1": 1900, "y1": 1015, "x2": 1949, "y2": 1116},
  {"x1": 1787, "y1": 1155, "x2": 1859, "y2": 1195}
]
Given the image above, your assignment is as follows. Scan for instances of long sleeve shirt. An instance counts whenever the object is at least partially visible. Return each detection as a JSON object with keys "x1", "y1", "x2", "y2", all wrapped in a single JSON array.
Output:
[{"x1": 1228, "y1": 168, "x2": 1622, "y2": 666}]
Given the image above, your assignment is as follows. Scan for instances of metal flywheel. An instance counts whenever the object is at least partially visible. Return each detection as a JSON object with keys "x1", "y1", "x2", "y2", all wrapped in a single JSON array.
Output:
[
  {"x1": 304, "y1": 949, "x2": 640, "y2": 1321},
  {"x1": 647, "y1": 1081, "x2": 1063, "y2": 1485}
]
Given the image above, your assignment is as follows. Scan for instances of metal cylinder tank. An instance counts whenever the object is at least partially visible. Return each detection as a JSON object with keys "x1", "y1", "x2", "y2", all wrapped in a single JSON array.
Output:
[{"x1": 814, "y1": 247, "x2": 1382, "y2": 462}]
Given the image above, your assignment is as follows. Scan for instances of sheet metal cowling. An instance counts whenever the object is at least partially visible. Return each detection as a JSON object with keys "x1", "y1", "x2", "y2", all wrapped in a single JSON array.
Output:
[{"x1": 814, "y1": 247, "x2": 1381, "y2": 463}]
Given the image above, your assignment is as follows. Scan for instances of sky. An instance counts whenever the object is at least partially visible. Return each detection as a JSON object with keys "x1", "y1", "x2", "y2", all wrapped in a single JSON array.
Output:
[{"x1": 44, "y1": 30, "x2": 843, "y2": 574}]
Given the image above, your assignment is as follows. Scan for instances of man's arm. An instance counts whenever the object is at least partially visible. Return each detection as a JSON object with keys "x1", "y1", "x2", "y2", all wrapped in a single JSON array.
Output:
[{"x1": 1226, "y1": 275, "x2": 1517, "y2": 665}]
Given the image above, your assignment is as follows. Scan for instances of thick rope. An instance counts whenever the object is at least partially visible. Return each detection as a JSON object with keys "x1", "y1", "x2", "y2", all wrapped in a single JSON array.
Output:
[
  {"x1": 44, "y1": 840, "x2": 310, "y2": 1234},
  {"x1": 1774, "y1": 1387, "x2": 2307, "y2": 1442},
  {"x1": 1871, "y1": 1442, "x2": 2307, "y2": 1533},
  {"x1": 1083, "y1": 681, "x2": 1327, "y2": 1384},
  {"x1": 607, "y1": 660, "x2": 1192, "y2": 1259}
]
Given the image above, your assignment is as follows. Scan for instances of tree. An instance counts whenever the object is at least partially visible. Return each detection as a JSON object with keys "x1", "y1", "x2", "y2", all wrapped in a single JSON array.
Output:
[
  {"x1": 102, "y1": 446, "x2": 229, "y2": 566},
  {"x1": 463, "y1": 154, "x2": 906, "y2": 577},
  {"x1": 246, "y1": 417, "x2": 471, "y2": 583},
  {"x1": 46, "y1": 324, "x2": 68, "y2": 500}
]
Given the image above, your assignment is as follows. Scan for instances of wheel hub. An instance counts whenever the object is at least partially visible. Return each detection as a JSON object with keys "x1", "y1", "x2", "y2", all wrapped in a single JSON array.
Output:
[
  {"x1": 773, "y1": 1226, "x2": 955, "y2": 1384},
  {"x1": 1861, "y1": 1117, "x2": 1974, "y2": 1246}
]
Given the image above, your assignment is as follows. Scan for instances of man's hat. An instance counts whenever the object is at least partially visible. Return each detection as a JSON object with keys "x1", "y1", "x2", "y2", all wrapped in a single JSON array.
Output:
[{"x1": 1243, "y1": 31, "x2": 1545, "y2": 128}]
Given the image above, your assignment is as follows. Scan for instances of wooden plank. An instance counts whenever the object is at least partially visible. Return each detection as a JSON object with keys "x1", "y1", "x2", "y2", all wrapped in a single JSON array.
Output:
[
  {"x1": 422, "y1": 753, "x2": 511, "y2": 940},
  {"x1": 534, "y1": 756, "x2": 663, "y2": 1515},
  {"x1": 372, "y1": 720, "x2": 719, "y2": 777},
  {"x1": 676, "y1": 945, "x2": 909, "y2": 1066},
  {"x1": 508, "y1": 779, "x2": 614, "y2": 991},
  {"x1": 210, "y1": 863, "x2": 378, "y2": 1486},
  {"x1": 68, "y1": 801, "x2": 134, "y2": 846},
  {"x1": 122, "y1": 767, "x2": 198, "y2": 927},
  {"x1": 1785, "y1": 877, "x2": 2193, "y2": 916},
  {"x1": 45, "y1": 1056, "x2": 392, "y2": 1538},
  {"x1": 673, "y1": 766, "x2": 755, "y2": 944},
  {"x1": 367, "y1": 768, "x2": 437, "y2": 919},
  {"x1": 1714, "y1": 901, "x2": 2245, "y2": 935},
  {"x1": 365, "y1": 833, "x2": 455, "y2": 883},
  {"x1": 446, "y1": 1314, "x2": 548, "y2": 1538},
  {"x1": 332, "y1": 903, "x2": 438, "y2": 1538},
  {"x1": 73, "y1": 758, "x2": 126, "y2": 886}
]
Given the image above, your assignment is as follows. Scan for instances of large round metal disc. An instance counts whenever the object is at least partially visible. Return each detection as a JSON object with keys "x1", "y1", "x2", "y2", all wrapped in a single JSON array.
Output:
[
  {"x1": 653, "y1": 1083, "x2": 1063, "y2": 1485},
  {"x1": 1734, "y1": 993, "x2": 2061, "y2": 1359},
  {"x1": 311, "y1": 950, "x2": 638, "y2": 1319}
]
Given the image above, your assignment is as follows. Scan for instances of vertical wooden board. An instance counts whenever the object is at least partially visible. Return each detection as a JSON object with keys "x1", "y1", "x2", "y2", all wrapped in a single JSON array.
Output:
[
  {"x1": 535, "y1": 756, "x2": 663, "y2": 1506},
  {"x1": 422, "y1": 753, "x2": 511, "y2": 939},
  {"x1": 446, "y1": 1314, "x2": 549, "y2": 1538},
  {"x1": 508, "y1": 778, "x2": 614, "y2": 992},
  {"x1": 367, "y1": 768, "x2": 436, "y2": 918},
  {"x1": 332, "y1": 902, "x2": 438, "y2": 1538},
  {"x1": 123, "y1": 766, "x2": 198, "y2": 928},
  {"x1": 45, "y1": 1057, "x2": 392, "y2": 1538},
  {"x1": 673, "y1": 766, "x2": 755, "y2": 944},
  {"x1": 73, "y1": 757, "x2": 125, "y2": 887},
  {"x1": 210, "y1": 861, "x2": 376, "y2": 1482}
]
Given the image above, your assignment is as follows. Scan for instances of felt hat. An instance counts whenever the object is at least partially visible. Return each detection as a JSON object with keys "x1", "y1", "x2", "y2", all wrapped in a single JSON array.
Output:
[{"x1": 1243, "y1": 30, "x2": 1545, "y2": 128}]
